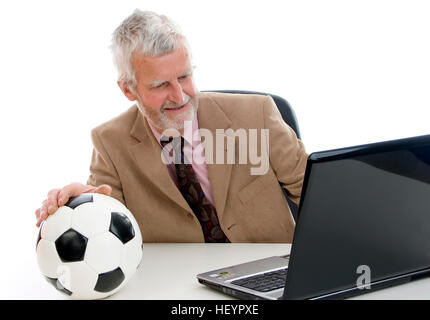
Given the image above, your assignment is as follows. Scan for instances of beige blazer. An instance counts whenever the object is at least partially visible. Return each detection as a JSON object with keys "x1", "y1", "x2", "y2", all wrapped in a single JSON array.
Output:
[{"x1": 87, "y1": 92, "x2": 308, "y2": 243}]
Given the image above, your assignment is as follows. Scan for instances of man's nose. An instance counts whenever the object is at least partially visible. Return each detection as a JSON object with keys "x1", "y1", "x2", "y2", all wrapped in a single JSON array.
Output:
[{"x1": 168, "y1": 81, "x2": 185, "y2": 105}]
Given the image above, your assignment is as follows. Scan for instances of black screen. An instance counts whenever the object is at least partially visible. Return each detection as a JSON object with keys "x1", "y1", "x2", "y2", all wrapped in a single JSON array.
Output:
[{"x1": 284, "y1": 135, "x2": 430, "y2": 299}]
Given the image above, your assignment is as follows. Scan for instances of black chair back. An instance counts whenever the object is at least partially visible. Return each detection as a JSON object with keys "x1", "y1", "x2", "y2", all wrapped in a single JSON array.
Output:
[{"x1": 204, "y1": 90, "x2": 301, "y2": 139}]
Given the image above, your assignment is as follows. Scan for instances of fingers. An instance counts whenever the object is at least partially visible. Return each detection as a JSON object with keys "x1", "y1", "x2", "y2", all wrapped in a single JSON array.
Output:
[
  {"x1": 36, "y1": 183, "x2": 86, "y2": 227},
  {"x1": 35, "y1": 208, "x2": 42, "y2": 226},
  {"x1": 36, "y1": 183, "x2": 113, "y2": 228},
  {"x1": 46, "y1": 189, "x2": 61, "y2": 215},
  {"x1": 36, "y1": 188, "x2": 60, "y2": 227},
  {"x1": 57, "y1": 182, "x2": 93, "y2": 207},
  {"x1": 36, "y1": 204, "x2": 48, "y2": 228},
  {"x1": 94, "y1": 184, "x2": 112, "y2": 196}
]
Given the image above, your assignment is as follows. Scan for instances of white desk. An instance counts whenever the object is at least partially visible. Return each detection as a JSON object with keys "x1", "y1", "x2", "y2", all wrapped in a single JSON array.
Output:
[
  {"x1": 112, "y1": 243, "x2": 291, "y2": 300},
  {"x1": 9, "y1": 243, "x2": 430, "y2": 300}
]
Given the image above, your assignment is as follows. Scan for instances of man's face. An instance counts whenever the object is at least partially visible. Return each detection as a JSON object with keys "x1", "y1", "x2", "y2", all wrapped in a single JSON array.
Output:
[{"x1": 128, "y1": 43, "x2": 198, "y2": 134}]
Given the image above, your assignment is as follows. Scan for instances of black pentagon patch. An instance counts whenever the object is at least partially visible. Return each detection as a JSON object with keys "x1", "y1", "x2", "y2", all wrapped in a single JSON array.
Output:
[
  {"x1": 94, "y1": 267, "x2": 125, "y2": 293},
  {"x1": 109, "y1": 212, "x2": 135, "y2": 244},
  {"x1": 65, "y1": 194, "x2": 93, "y2": 209},
  {"x1": 55, "y1": 229, "x2": 88, "y2": 262},
  {"x1": 44, "y1": 276, "x2": 72, "y2": 296}
]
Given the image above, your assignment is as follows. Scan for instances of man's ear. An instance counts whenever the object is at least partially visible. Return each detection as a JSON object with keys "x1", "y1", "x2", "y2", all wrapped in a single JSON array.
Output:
[{"x1": 117, "y1": 81, "x2": 137, "y2": 101}]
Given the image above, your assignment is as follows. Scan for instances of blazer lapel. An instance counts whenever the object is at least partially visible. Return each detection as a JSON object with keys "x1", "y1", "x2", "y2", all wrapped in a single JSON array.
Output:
[
  {"x1": 129, "y1": 110, "x2": 191, "y2": 213},
  {"x1": 197, "y1": 93, "x2": 234, "y2": 221},
  {"x1": 128, "y1": 95, "x2": 235, "y2": 221}
]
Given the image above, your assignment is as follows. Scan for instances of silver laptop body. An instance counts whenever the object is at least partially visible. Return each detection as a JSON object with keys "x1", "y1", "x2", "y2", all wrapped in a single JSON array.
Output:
[{"x1": 197, "y1": 255, "x2": 290, "y2": 300}]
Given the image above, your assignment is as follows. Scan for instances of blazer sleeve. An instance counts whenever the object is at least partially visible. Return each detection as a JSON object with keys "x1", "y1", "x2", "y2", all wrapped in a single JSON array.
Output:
[
  {"x1": 263, "y1": 95, "x2": 308, "y2": 205},
  {"x1": 86, "y1": 128, "x2": 125, "y2": 204}
]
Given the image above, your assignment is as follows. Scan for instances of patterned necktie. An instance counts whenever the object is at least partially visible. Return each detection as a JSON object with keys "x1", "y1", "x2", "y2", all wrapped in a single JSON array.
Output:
[{"x1": 161, "y1": 136, "x2": 230, "y2": 243}]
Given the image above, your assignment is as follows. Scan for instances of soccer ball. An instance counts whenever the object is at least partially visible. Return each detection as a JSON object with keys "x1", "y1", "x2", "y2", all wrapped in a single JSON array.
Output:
[{"x1": 36, "y1": 193, "x2": 143, "y2": 299}]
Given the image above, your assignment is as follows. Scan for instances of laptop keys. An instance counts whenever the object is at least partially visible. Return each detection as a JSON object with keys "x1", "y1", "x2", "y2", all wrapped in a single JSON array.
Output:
[{"x1": 231, "y1": 268, "x2": 288, "y2": 292}]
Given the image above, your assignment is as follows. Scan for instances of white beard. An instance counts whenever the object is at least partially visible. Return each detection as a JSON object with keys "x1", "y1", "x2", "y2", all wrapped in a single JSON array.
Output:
[{"x1": 136, "y1": 94, "x2": 198, "y2": 132}]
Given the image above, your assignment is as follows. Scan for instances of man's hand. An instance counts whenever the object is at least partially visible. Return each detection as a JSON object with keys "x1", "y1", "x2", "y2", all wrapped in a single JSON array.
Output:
[{"x1": 35, "y1": 182, "x2": 112, "y2": 227}]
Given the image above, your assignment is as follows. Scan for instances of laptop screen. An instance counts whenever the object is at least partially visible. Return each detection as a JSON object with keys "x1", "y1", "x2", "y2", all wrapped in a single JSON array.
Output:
[{"x1": 283, "y1": 135, "x2": 430, "y2": 299}]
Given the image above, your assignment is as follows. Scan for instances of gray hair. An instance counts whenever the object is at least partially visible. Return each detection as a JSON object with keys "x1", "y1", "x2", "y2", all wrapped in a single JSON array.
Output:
[{"x1": 111, "y1": 9, "x2": 190, "y2": 90}]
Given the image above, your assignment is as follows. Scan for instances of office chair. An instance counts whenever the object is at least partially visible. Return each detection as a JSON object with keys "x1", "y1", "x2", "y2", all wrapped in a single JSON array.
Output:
[{"x1": 204, "y1": 90, "x2": 302, "y2": 221}]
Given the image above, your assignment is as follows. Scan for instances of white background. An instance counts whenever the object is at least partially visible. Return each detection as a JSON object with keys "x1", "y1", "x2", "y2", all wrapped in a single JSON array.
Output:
[{"x1": 0, "y1": 0, "x2": 429, "y2": 298}]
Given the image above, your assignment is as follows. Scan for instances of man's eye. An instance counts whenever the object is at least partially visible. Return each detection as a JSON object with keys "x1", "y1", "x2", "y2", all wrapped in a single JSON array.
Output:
[{"x1": 154, "y1": 82, "x2": 166, "y2": 88}]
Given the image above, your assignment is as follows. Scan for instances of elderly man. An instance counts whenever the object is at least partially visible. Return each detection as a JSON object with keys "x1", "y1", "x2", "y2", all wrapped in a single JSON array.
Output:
[{"x1": 35, "y1": 10, "x2": 308, "y2": 243}]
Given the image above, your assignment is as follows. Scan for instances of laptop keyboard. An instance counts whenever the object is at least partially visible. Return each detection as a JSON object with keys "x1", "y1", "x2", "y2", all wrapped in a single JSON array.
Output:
[{"x1": 231, "y1": 268, "x2": 288, "y2": 292}]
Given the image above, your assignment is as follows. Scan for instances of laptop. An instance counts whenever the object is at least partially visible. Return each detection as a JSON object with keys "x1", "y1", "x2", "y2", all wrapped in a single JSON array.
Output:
[{"x1": 197, "y1": 134, "x2": 430, "y2": 299}]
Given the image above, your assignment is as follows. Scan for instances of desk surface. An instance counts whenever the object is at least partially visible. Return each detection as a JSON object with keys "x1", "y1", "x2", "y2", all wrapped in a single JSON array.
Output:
[{"x1": 11, "y1": 243, "x2": 430, "y2": 300}]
